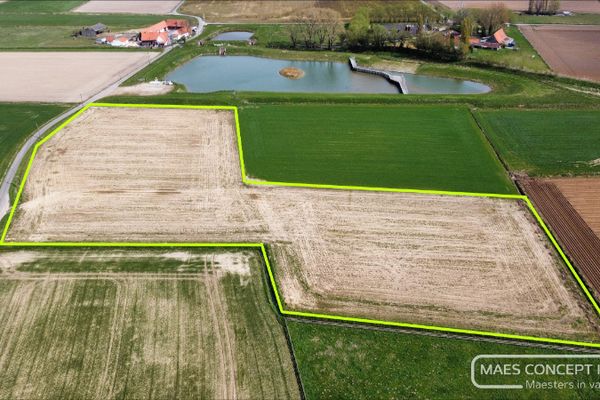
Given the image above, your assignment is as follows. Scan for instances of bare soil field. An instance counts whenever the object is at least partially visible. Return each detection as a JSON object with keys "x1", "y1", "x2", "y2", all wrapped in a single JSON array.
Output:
[
  {"x1": 0, "y1": 52, "x2": 159, "y2": 102},
  {"x1": 519, "y1": 178, "x2": 600, "y2": 300},
  {"x1": 6, "y1": 106, "x2": 600, "y2": 341},
  {"x1": 437, "y1": 1, "x2": 600, "y2": 13},
  {"x1": 74, "y1": 0, "x2": 181, "y2": 14},
  {"x1": 551, "y1": 178, "x2": 600, "y2": 237},
  {"x1": 519, "y1": 24, "x2": 600, "y2": 82},
  {"x1": 0, "y1": 248, "x2": 299, "y2": 400}
]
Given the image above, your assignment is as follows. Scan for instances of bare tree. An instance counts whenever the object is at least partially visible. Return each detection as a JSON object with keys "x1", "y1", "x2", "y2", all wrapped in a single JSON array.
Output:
[
  {"x1": 299, "y1": 8, "x2": 321, "y2": 48},
  {"x1": 528, "y1": 0, "x2": 560, "y2": 15},
  {"x1": 477, "y1": 2, "x2": 510, "y2": 35},
  {"x1": 287, "y1": 23, "x2": 302, "y2": 48},
  {"x1": 319, "y1": 8, "x2": 342, "y2": 50}
]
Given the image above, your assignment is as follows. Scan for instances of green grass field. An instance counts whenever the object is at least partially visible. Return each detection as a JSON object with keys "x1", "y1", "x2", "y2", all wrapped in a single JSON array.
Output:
[
  {"x1": 0, "y1": 103, "x2": 69, "y2": 181},
  {"x1": 239, "y1": 104, "x2": 516, "y2": 194},
  {"x1": 475, "y1": 110, "x2": 600, "y2": 176},
  {"x1": 0, "y1": 247, "x2": 300, "y2": 399},
  {"x1": 0, "y1": 0, "x2": 84, "y2": 13},
  {"x1": 288, "y1": 321, "x2": 600, "y2": 400},
  {"x1": 467, "y1": 26, "x2": 549, "y2": 73}
]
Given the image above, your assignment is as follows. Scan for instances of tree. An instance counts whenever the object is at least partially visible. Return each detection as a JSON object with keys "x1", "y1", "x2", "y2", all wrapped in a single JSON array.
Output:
[
  {"x1": 287, "y1": 23, "x2": 302, "y2": 48},
  {"x1": 322, "y1": 9, "x2": 343, "y2": 50},
  {"x1": 346, "y1": 7, "x2": 370, "y2": 47},
  {"x1": 290, "y1": 7, "x2": 342, "y2": 49},
  {"x1": 528, "y1": 0, "x2": 560, "y2": 15},
  {"x1": 371, "y1": 24, "x2": 389, "y2": 48},
  {"x1": 299, "y1": 8, "x2": 321, "y2": 48},
  {"x1": 460, "y1": 15, "x2": 475, "y2": 43},
  {"x1": 317, "y1": 8, "x2": 342, "y2": 50},
  {"x1": 476, "y1": 3, "x2": 510, "y2": 36}
]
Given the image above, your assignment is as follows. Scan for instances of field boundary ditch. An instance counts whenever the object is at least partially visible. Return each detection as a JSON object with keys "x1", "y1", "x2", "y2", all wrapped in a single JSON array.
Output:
[{"x1": 1, "y1": 102, "x2": 599, "y2": 349}]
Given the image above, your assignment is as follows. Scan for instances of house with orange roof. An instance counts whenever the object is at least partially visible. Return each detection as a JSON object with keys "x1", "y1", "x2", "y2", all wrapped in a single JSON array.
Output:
[
  {"x1": 487, "y1": 28, "x2": 515, "y2": 47},
  {"x1": 470, "y1": 28, "x2": 515, "y2": 50},
  {"x1": 138, "y1": 18, "x2": 191, "y2": 47}
]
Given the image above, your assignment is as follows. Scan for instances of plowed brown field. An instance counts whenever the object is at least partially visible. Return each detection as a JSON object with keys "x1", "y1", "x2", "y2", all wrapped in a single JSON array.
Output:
[
  {"x1": 519, "y1": 25, "x2": 600, "y2": 82},
  {"x1": 519, "y1": 178, "x2": 600, "y2": 299},
  {"x1": 551, "y1": 178, "x2": 600, "y2": 237},
  {"x1": 6, "y1": 106, "x2": 600, "y2": 341}
]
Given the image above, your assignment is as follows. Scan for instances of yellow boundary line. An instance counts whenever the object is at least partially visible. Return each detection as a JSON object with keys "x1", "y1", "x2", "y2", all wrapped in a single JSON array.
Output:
[{"x1": 1, "y1": 102, "x2": 599, "y2": 349}]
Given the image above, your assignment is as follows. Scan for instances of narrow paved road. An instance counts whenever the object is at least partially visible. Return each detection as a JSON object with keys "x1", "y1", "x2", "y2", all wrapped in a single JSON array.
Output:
[{"x1": 0, "y1": 9, "x2": 205, "y2": 220}]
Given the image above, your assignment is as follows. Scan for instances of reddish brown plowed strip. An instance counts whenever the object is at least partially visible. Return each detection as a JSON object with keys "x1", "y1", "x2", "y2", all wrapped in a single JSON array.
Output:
[{"x1": 519, "y1": 178, "x2": 600, "y2": 298}]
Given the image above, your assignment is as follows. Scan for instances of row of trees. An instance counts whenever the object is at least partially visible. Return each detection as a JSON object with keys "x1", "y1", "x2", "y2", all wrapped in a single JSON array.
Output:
[
  {"x1": 285, "y1": 3, "x2": 472, "y2": 59},
  {"x1": 287, "y1": 8, "x2": 342, "y2": 50},
  {"x1": 527, "y1": 0, "x2": 561, "y2": 15}
]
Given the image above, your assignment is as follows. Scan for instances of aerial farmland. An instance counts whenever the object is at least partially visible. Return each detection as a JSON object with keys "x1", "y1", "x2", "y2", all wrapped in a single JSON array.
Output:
[{"x1": 1, "y1": 0, "x2": 599, "y2": 399}]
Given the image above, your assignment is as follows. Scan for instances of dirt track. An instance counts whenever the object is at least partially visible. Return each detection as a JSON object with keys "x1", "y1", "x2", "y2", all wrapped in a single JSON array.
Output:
[
  {"x1": 519, "y1": 25, "x2": 600, "y2": 82},
  {"x1": 6, "y1": 106, "x2": 599, "y2": 340},
  {"x1": 0, "y1": 52, "x2": 159, "y2": 102},
  {"x1": 437, "y1": 1, "x2": 600, "y2": 13},
  {"x1": 74, "y1": 1, "x2": 181, "y2": 14}
]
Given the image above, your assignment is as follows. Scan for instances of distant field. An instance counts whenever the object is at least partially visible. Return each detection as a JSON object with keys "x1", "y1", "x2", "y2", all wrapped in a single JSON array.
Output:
[
  {"x1": 512, "y1": 12, "x2": 600, "y2": 25},
  {"x1": 475, "y1": 110, "x2": 600, "y2": 176},
  {"x1": 0, "y1": 0, "x2": 84, "y2": 12},
  {"x1": 0, "y1": 52, "x2": 159, "y2": 102},
  {"x1": 0, "y1": 103, "x2": 68, "y2": 181},
  {"x1": 437, "y1": 1, "x2": 600, "y2": 13},
  {"x1": 288, "y1": 321, "x2": 600, "y2": 400},
  {"x1": 239, "y1": 105, "x2": 515, "y2": 194},
  {"x1": 180, "y1": 0, "x2": 401, "y2": 22},
  {"x1": 519, "y1": 25, "x2": 600, "y2": 82},
  {"x1": 467, "y1": 26, "x2": 549, "y2": 72},
  {"x1": 0, "y1": 10, "x2": 172, "y2": 49},
  {"x1": 74, "y1": 0, "x2": 180, "y2": 14},
  {"x1": 0, "y1": 248, "x2": 299, "y2": 399}
]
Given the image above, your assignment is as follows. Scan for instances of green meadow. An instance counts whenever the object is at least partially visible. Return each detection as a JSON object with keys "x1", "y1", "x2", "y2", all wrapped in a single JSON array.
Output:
[
  {"x1": 0, "y1": 103, "x2": 69, "y2": 181},
  {"x1": 239, "y1": 104, "x2": 516, "y2": 194},
  {"x1": 475, "y1": 110, "x2": 600, "y2": 176},
  {"x1": 289, "y1": 320, "x2": 600, "y2": 400}
]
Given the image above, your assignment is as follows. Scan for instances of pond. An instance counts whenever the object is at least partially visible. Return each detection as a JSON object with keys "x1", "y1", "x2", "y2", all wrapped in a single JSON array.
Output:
[
  {"x1": 212, "y1": 31, "x2": 254, "y2": 41},
  {"x1": 166, "y1": 56, "x2": 491, "y2": 95}
]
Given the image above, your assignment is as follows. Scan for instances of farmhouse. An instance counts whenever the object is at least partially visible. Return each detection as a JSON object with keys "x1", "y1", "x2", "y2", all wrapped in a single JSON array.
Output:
[
  {"x1": 488, "y1": 28, "x2": 515, "y2": 47},
  {"x1": 140, "y1": 31, "x2": 171, "y2": 47},
  {"x1": 139, "y1": 18, "x2": 191, "y2": 46},
  {"x1": 470, "y1": 28, "x2": 515, "y2": 50}
]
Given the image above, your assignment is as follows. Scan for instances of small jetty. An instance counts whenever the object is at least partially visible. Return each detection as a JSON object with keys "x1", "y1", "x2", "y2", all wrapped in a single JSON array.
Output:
[{"x1": 349, "y1": 57, "x2": 408, "y2": 94}]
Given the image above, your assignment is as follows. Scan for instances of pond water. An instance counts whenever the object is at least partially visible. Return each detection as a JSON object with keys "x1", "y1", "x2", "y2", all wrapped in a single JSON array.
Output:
[
  {"x1": 166, "y1": 56, "x2": 490, "y2": 95},
  {"x1": 212, "y1": 31, "x2": 254, "y2": 41}
]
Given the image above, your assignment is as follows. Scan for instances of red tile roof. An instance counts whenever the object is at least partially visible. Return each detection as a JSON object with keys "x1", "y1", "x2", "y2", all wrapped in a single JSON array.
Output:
[{"x1": 140, "y1": 31, "x2": 160, "y2": 41}]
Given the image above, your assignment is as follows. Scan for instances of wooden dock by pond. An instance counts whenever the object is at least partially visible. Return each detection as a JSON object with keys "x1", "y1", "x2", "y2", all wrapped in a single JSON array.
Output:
[{"x1": 349, "y1": 57, "x2": 408, "y2": 94}]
